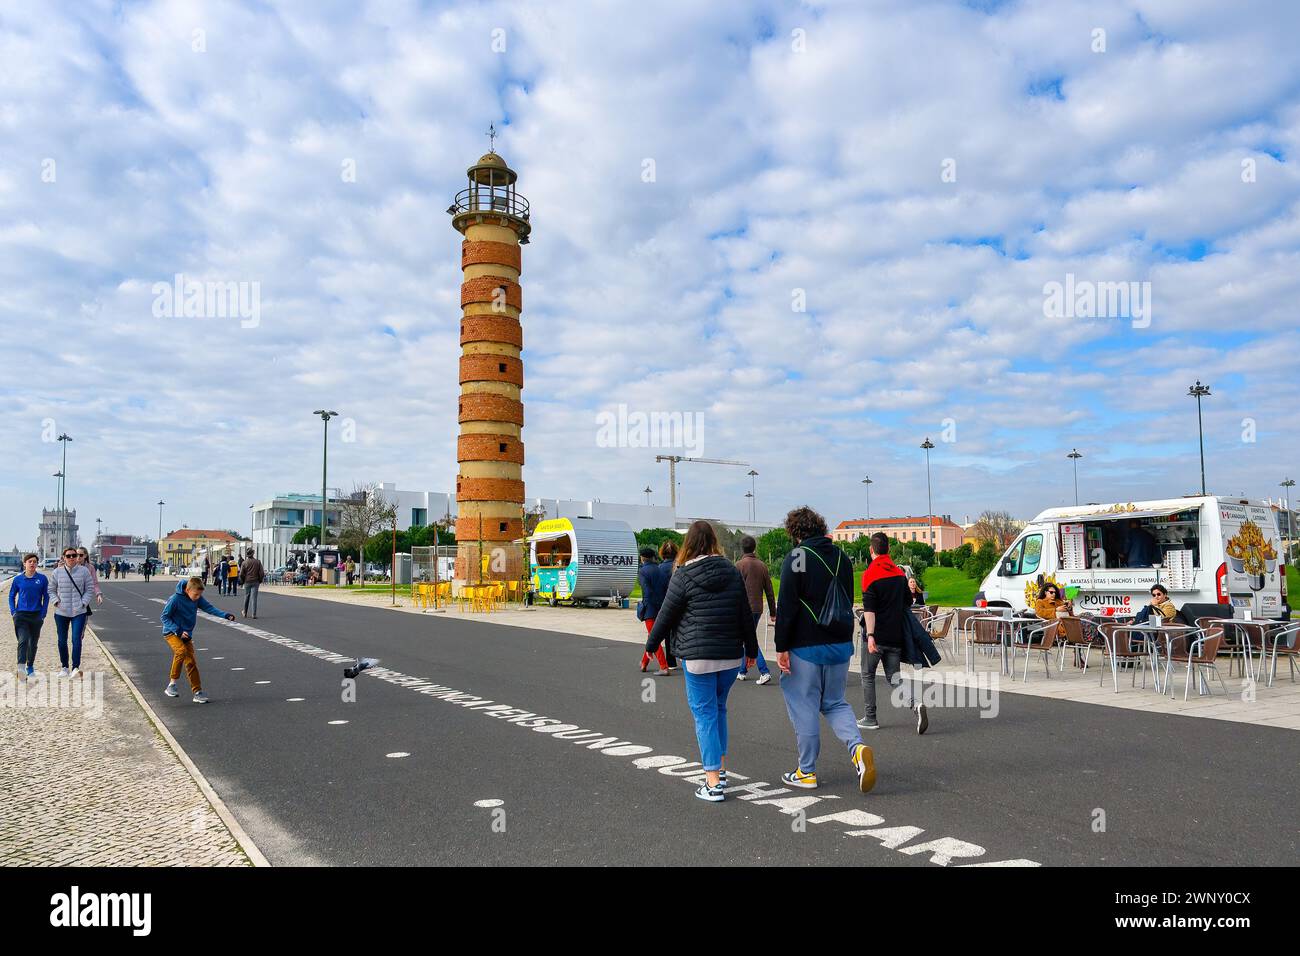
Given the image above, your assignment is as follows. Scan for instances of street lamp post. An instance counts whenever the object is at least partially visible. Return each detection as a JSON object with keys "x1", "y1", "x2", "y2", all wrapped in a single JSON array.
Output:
[
  {"x1": 861, "y1": 476, "x2": 873, "y2": 520},
  {"x1": 313, "y1": 411, "x2": 339, "y2": 557},
  {"x1": 1187, "y1": 381, "x2": 1211, "y2": 496},
  {"x1": 57, "y1": 433, "x2": 72, "y2": 552},
  {"x1": 920, "y1": 439, "x2": 936, "y2": 547},
  {"x1": 747, "y1": 469, "x2": 759, "y2": 522},
  {"x1": 1067, "y1": 449, "x2": 1083, "y2": 506},
  {"x1": 643, "y1": 485, "x2": 653, "y2": 506},
  {"x1": 1282, "y1": 478, "x2": 1296, "y2": 553},
  {"x1": 745, "y1": 491, "x2": 754, "y2": 522}
]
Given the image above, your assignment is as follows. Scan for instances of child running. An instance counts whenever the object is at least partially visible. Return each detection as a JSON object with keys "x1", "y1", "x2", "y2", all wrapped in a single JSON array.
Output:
[{"x1": 161, "y1": 576, "x2": 234, "y2": 704}]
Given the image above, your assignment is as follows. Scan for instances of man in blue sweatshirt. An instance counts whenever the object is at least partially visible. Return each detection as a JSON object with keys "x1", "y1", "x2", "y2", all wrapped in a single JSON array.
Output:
[
  {"x1": 161, "y1": 576, "x2": 234, "y2": 704},
  {"x1": 9, "y1": 553, "x2": 49, "y2": 678}
]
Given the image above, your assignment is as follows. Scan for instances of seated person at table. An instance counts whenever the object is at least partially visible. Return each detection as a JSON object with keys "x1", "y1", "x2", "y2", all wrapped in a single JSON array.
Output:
[
  {"x1": 908, "y1": 577, "x2": 926, "y2": 607},
  {"x1": 1124, "y1": 520, "x2": 1159, "y2": 568},
  {"x1": 1033, "y1": 583, "x2": 1073, "y2": 619},
  {"x1": 1131, "y1": 584, "x2": 1176, "y2": 625}
]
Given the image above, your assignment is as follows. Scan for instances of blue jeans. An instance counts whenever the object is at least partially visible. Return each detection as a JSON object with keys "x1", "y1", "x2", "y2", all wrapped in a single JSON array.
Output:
[
  {"x1": 779, "y1": 652, "x2": 862, "y2": 774},
  {"x1": 683, "y1": 666, "x2": 741, "y2": 771},
  {"x1": 738, "y1": 612, "x2": 770, "y2": 675},
  {"x1": 54, "y1": 613, "x2": 87, "y2": 669}
]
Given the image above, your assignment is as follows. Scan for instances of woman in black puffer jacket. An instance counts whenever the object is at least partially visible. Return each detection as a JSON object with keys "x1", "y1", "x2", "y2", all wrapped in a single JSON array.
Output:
[{"x1": 646, "y1": 520, "x2": 758, "y2": 803}]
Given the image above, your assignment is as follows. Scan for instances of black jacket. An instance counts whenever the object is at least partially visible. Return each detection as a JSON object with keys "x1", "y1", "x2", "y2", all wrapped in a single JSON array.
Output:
[
  {"x1": 637, "y1": 559, "x2": 672, "y2": 620},
  {"x1": 646, "y1": 555, "x2": 758, "y2": 662},
  {"x1": 774, "y1": 536, "x2": 855, "y2": 651}
]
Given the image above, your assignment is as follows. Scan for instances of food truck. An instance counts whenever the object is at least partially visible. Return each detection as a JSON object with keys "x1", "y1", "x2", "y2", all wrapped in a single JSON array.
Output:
[
  {"x1": 976, "y1": 496, "x2": 1289, "y2": 620},
  {"x1": 528, "y1": 517, "x2": 639, "y2": 607}
]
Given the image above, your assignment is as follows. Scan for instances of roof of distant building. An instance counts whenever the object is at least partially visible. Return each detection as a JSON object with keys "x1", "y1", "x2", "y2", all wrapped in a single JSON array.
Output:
[{"x1": 835, "y1": 516, "x2": 963, "y2": 531}]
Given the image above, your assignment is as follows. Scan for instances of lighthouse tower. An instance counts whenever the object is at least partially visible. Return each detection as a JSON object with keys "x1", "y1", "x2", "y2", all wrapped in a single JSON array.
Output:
[{"x1": 449, "y1": 144, "x2": 531, "y2": 588}]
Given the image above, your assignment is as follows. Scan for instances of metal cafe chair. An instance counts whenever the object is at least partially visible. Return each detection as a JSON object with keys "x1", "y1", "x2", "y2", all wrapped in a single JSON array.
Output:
[
  {"x1": 1008, "y1": 617, "x2": 1057, "y2": 681},
  {"x1": 1097, "y1": 623, "x2": 1156, "y2": 693},
  {"x1": 1162, "y1": 627, "x2": 1224, "y2": 700},
  {"x1": 966, "y1": 616, "x2": 1008, "y2": 674},
  {"x1": 1261, "y1": 622, "x2": 1300, "y2": 687},
  {"x1": 1054, "y1": 615, "x2": 1105, "y2": 675}
]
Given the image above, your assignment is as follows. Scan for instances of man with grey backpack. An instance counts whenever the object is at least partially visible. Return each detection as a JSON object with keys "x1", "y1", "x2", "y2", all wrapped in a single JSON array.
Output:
[{"x1": 773, "y1": 507, "x2": 876, "y2": 794}]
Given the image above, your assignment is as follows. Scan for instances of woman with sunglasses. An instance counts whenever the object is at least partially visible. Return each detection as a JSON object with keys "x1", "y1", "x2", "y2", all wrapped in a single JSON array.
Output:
[
  {"x1": 1033, "y1": 583, "x2": 1072, "y2": 620},
  {"x1": 48, "y1": 547, "x2": 98, "y2": 677},
  {"x1": 76, "y1": 547, "x2": 103, "y2": 604}
]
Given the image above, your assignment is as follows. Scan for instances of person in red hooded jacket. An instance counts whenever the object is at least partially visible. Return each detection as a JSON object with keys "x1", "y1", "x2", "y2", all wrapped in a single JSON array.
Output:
[{"x1": 859, "y1": 532, "x2": 928, "y2": 735}]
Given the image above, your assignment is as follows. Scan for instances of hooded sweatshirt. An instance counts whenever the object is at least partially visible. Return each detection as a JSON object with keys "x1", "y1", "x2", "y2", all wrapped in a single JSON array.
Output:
[
  {"x1": 860, "y1": 553, "x2": 910, "y2": 648},
  {"x1": 161, "y1": 581, "x2": 230, "y2": 637}
]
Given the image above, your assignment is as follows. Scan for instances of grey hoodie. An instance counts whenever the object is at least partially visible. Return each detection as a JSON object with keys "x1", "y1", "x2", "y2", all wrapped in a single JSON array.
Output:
[{"x1": 48, "y1": 562, "x2": 95, "y2": 618}]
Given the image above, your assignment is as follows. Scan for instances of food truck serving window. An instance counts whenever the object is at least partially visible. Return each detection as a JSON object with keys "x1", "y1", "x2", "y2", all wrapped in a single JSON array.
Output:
[
  {"x1": 534, "y1": 535, "x2": 572, "y2": 567},
  {"x1": 1058, "y1": 507, "x2": 1202, "y2": 571}
]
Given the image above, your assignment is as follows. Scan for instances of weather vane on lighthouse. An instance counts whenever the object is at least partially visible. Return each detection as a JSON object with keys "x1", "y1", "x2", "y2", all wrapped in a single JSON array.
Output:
[{"x1": 487, "y1": 123, "x2": 498, "y2": 153}]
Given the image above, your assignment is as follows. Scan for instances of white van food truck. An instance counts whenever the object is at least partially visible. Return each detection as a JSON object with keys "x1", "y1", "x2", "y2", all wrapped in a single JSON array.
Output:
[{"x1": 976, "y1": 496, "x2": 1289, "y2": 621}]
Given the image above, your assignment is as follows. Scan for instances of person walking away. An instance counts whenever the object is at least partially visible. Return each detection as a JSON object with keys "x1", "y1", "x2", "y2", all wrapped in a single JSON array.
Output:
[
  {"x1": 860, "y1": 532, "x2": 927, "y2": 734},
  {"x1": 735, "y1": 535, "x2": 775, "y2": 685},
  {"x1": 161, "y1": 577, "x2": 234, "y2": 704},
  {"x1": 9, "y1": 554, "x2": 48, "y2": 679},
  {"x1": 239, "y1": 548, "x2": 265, "y2": 618},
  {"x1": 773, "y1": 507, "x2": 875, "y2": 793},
  {"x1": 646, "y1": 521, "x2": 757, "y2": 803},
  {"x1": 637, "y1": 547, "x2": 672, "y2": 674},
  {"x1": 216, "y1": 555, "x2": 229, "y2": 595},
  {"x1": 203, "y1": 555, "x2": 211, "y2": 586},
  {"x1": 227, "y1": 557, "x2": 239, "y2": 596},
  {"x1": 142, "y1": 559, "x2": 153, "y2": 582},
  {"x1": 49, "y1": 546, "x2": 97, "y2": 678},
  {"x1": 655, "y1": 540, "x2": 680, "y2": 670}
]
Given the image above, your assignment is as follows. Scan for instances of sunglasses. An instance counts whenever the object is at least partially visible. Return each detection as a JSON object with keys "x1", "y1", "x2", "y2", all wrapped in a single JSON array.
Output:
[{"x1": 63, "y1": 552, "x2": 77, "y2": 558}]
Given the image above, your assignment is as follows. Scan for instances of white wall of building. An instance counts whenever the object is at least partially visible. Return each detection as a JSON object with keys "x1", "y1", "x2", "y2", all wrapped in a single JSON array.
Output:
[{"x1": 528, "y1": 498, "x2": 677, "y2": 533}]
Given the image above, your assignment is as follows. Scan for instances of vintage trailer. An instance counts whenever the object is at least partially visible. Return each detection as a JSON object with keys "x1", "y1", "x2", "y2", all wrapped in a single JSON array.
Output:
[{"x1": 529, "y1": 517, "x2": 639, "y2": 606}]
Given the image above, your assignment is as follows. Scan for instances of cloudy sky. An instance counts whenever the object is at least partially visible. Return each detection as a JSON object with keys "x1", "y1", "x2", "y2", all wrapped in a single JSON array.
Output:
[{"x1": 2, "y1": 0, "x2": 1298, "y2": 549}]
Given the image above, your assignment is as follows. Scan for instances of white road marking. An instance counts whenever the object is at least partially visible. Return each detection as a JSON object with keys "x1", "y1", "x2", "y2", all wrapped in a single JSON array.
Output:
[
  {"x1": 211, "y1": 657, "x2": 224, "y2": 660},
  {"x1": 145, "y1": 598, "x2": 1039, "y2": 866},
  {"x1": 328, "y1": 720, "x2": 348, "y2": 725},
  {"x1": 286, "y1": 698, "x2": 305, "y2": 702},
  {"x1": 230, "y1": 667, "x2": 245, "y2": 670},
  {"x1": 386, "y1": 752, "x2": 409, "y2": 758},
  {"x1": 474, "y1": 799, "x2": 504, "y2": 808},
  {"x1": 255, "y1": 681, "x2": 271, "y2": 685}
]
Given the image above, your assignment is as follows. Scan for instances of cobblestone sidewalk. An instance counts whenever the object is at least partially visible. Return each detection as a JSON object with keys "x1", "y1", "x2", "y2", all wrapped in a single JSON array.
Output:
[{"x1": 0, "y1": 609, "x2": 257, "y2": 866}]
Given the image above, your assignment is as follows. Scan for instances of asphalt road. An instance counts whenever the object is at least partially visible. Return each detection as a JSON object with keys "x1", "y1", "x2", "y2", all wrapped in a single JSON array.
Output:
[{"x1": 89, "y1": 581, "x2": 1298, "y2": 866}]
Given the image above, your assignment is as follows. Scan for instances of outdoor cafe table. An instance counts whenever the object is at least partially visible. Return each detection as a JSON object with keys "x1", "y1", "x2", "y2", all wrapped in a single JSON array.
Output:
[
  {"x1": 966, "y1": 614, "x2": 1050, "y2": 675},
  {"x1": 1215, "y1": 619, "x2": 1278, "y2": 683},
  {"x1": 1101, "y1": 622, "x2": 1195, "y2": 694}
]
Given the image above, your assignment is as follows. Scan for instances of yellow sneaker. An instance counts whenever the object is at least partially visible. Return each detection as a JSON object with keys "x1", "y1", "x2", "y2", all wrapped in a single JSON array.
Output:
[
  {"x1": 781, "y1": 768, "x2": 818, "y2": 789},
  {"x1": 852, "y1": 743, "x2": 876, "y2": 794}
]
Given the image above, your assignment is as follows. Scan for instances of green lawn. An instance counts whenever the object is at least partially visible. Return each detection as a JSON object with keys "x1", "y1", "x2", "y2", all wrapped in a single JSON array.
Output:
[{"x1": 919, "y1": 567, "x2": 980, "y2": 608}]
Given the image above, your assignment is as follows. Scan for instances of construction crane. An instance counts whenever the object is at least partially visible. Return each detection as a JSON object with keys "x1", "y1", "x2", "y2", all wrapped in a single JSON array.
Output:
[{"x1": 654, "y1": 455, "x2": 749, "y2": 510}]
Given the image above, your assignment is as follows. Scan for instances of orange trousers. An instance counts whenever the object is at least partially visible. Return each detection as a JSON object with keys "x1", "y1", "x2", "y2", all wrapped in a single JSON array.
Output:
[{"x1": 164, "y1": 633, "x2": 202, "y2": 693}]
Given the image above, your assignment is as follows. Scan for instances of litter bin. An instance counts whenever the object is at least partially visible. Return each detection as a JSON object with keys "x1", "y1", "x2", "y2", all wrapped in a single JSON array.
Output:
[{"x1": 394, "y1": 552, "x2": 413, "y2": 585}]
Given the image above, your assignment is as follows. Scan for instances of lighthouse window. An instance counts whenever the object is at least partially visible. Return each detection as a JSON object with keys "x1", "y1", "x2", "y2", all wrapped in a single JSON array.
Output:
[
  {"x1": 499, "y1": 522, "x2": 507, "y2": 533},
  {"x1": 498, "y1": 362, "x2": 507, "y2": 373},
  {"x1": 499, "y1": 442, "x2": 507, "y2": 453}
]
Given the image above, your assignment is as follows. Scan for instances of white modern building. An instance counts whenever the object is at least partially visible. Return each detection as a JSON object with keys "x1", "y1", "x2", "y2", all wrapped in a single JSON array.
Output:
[
  {"x1": 374, "y1": 483, "x2": 456, "y2": 531},
  {"x1": 251, "y1": 493, "x2": 349, "y2": 547}
]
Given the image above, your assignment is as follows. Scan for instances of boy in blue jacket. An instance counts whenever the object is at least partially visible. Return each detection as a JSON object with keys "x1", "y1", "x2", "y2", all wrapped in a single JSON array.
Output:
[
  {"x1": 161, "y1": 576, "x2": 234, "y2": 704},
  {"x1": 9, "y1": 553, "x2": 49, "y2": 678}
]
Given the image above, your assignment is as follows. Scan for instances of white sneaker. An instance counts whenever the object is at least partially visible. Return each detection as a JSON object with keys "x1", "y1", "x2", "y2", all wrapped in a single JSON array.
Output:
[
  {"x1": 70, "y1": 667, "x2": 81, "y2": 679},
  {"x1": 57, "y1": 667, "x2": 69, "y2": 678},
  {"x1": 164, "y1": 682, "x2": 179, "y2": 697},
  {"x1": 755, "y1": 672, "x2": 772, "y2": 685},
  {"x1": 735, "y1": 672, "x2": 747, "y2": 681},
  {"x1": 192, "y1": 691, "x2": 209, "y2": 704}
]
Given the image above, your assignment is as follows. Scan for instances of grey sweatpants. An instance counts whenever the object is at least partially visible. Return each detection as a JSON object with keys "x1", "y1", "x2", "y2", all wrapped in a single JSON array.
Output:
[
  {"x1": 779, "y1": 651, "x2": 863, "y2": 774},
  {"x1": 861, "y1": 642, "x2": 913, "y2": 722}
]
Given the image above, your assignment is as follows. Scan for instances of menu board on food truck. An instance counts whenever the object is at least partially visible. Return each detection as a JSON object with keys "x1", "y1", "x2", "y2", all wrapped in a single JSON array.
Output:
[{"x1": 1061, "y1": 524, "x2": 1087, "y2": 571}]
